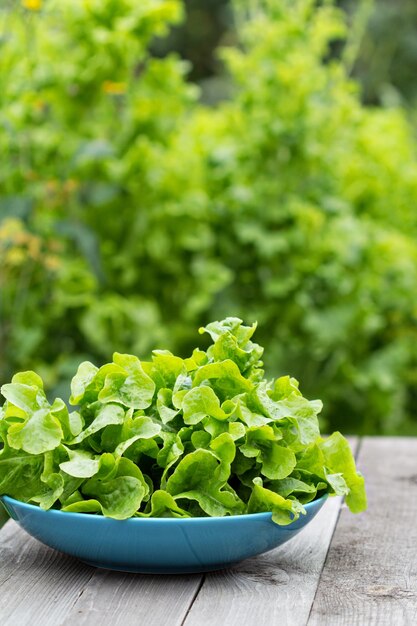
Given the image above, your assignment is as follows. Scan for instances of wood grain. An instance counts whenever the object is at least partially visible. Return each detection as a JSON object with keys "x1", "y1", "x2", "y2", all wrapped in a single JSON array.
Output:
[
  {"x1": 0, "y1": 522, "x2": 95, "y2": 626},
  {"x1": 62, "y1": 569, "x2": 203, "y2": 626},
  {"x1": 0, "y1": 437, "x2": 365, "y2": 626},
  {"x1": 308, "y1": 437, "x2": 417, "y2": 626},
  {"x1": 182, "y1": 438, "x2": 359, "y2": 626},
  {"x1": 0, "y1": 521, "x2": 203, "y2": 626}
]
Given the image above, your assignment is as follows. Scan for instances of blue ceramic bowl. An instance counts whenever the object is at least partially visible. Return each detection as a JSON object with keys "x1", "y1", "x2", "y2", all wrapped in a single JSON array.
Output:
[{"x1": 1, "y1": 494, "x2": 327, "y2": 574}]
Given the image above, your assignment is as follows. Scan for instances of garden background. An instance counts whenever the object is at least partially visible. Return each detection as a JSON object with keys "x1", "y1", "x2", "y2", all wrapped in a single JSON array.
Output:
[{"x1": 1, "y1": 0, "x2": 417, "y2": 436}]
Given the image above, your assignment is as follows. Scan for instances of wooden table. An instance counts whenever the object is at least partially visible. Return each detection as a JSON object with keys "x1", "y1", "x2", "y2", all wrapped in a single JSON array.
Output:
[{"x1": 1, "y1": 437, "x2": 416, "y2": 625}]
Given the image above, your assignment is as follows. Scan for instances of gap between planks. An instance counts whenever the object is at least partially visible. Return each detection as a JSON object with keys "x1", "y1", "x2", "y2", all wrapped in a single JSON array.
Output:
[
  {"x1": 0, "y1": 519, "x2": 205, "y2": 626},
  {"x1": 307, "y1": 437, "x2": 417, "y2": 626},
  {"x1": 181, "y1": 437, "x2": 359, "y2": 626},
  {"x1": 305, "y1": 436, "x2": 364, "y2": 625}
]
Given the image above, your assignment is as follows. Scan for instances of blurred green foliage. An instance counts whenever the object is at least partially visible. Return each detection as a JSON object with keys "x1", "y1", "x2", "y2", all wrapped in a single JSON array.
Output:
[
  {"x1": 345, "y1": 0, "x2": 417, "y2": 106},
  {"x1": 1, "y1": 0, "x2": 417, "y2": 435},
  {"x1": 166, "y1": 0, "x2": 417, "y2": 107},
  {"x1": 152, "y1": 0, "x2": 232, "y2": 82}
]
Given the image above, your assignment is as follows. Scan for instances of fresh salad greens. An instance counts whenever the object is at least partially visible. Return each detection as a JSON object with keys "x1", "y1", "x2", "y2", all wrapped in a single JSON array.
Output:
[{"x1": 0, "y1": 318, "x2": 366, "y2": 524}]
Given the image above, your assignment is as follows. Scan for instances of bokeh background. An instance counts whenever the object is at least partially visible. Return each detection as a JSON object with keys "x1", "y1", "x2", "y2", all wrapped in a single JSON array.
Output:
[{"x1": 1, "y1": 0, "x2": 417, "y2": 435}]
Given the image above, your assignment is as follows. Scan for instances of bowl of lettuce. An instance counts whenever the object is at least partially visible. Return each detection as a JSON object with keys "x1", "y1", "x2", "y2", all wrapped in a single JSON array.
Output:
[{"x1": 0, "y1": 318, "x2": 366, "y2": 573}]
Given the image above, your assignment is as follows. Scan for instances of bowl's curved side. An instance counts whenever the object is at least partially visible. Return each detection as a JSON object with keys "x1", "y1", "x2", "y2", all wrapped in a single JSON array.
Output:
[
  {"x1": 172, "y1": 495, "x2": 327, "y2": 573},
  {"x1": 1, "y1": 495, "x2": 327, "y2": 574}
]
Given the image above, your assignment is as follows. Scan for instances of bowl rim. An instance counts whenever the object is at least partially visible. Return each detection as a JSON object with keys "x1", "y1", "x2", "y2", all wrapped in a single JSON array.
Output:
[{"x1": 0, "y1": 493, "x2": 328, "y2": 524}]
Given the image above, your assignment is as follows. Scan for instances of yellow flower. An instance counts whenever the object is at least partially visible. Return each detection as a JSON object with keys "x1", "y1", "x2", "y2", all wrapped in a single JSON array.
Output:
[
  {"x1": 27, "y1": 236, "x2": 41, "y2": 260},
  {"x1": 22, "y1": 0, "x2": 42, "y2": 10},
  {"x1": 0, "y1": 218, "x2": 23, "y2": 241},
  {"x1": 46, "y1": 179, "x2": 59, "y2": 193},
  {"x1": 5, "y1": 247, "x2": 27, "y2": 267},
  {"x1": 48, "y1": 239, "x2": 64, "y2": 253},
  {"x1": 33, "y1": 99, "x2": 46, "y2": 112},
  {"x1": 14, "y1": 231, "x2": 31, "y2": 246},
  {"x1": 102, "y1": 81, "x2": 127, "y2": 96},
  {"x1": 64, "y1": 179, "x2": 79, "y2": 193},
  {"x1": 24, "y1": 170, "x2": 38, "y2": 181},
  {"x1": 44, "y1": 255, "x2": 61, "y2": 271}
]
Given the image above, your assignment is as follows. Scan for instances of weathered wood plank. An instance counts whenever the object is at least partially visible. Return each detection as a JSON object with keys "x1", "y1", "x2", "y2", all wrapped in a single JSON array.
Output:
[
  {"x1": 0, "y1": 522, "x2": 95, "y2": 626},
  {"x1": 183, "y1": 499, "x2": 342, "y2": 626},
  {"x1": 62, "y1": 569, "x2": 203, "y2": 626},
  {"x1": 308, "y1": 437, "x2": 417, "y2": 626},
  {"x1": 0, "y1": 519, "x2": 203, "y2": 626},
  {"x1": 0, "y1": 437, "x2": 359, "y2": 626},
  {"x1": 183, "y1": 438, "x2": 359, "y2": 626}
]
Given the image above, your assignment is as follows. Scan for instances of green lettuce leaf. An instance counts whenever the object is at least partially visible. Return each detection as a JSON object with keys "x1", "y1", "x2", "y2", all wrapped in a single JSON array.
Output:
[
  {"x1": 136, "y1": 490, "x2": 191, "y2": 518},
  {"x1": 7, "y1": 409, "x2": 63, "y2": 454},
  {"x1": 59, "y1": 449, "x2": 101, "y2": 478},
  {"x1": 182, "y1": 386, "x2": 227, "y2": 424},
  {"x1": 0, "y1": 445, "x2": 45, "y2": 502},
  {"x1": 319, "y1": 432, "x2": 367, "y2": 513},
  {"x1": 0, "y1": 317, "x2": 366, "y2": 523},
  {"x1": 78, "y1": 457, "x2": 148, "y2": 519},
  {"x1": 70, "y1": 361, "x2": 99, "y2": 405},
  {"x1": 1, "y1": 382, "x2": 48, "y2": 415},
  {"x1": 166, "y1": 449, "x2": 244, "y2": 516},
  {"x1": 156, "y1": 388, "x2": 180, "y2": 424},
  {"x1": 114, "y1": 417, "x2": 161, "y2": 457},
  {"x1": 248, "y1": 477, "x2": 306, "y2": 525},
  {"x1": 68, "y1": 403, "x2": 125, "y2": 444},
  {"x1": 240, "y1": 425, "x2": 296, "y2": 480},
  {"x1": 192, "y1": 360, "x2": 252, "y2": 397}
]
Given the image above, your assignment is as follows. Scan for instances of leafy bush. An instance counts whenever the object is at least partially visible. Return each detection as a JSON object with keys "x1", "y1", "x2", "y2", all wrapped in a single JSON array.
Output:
[{"x1": 1, "y1": 0, "x2": 417, "y2": 434}]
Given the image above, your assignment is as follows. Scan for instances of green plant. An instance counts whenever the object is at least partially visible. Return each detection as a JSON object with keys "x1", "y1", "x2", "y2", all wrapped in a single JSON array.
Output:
[
  {"x1": 194, "y1": 1, "x2": 417, "y2": 434},
  {"x1": 0, "y1": 0, "x2": 196, "y2": 383},
  {"x1": 0, "y1": 0, "x2": 417, "y2": 434},
  {"x1": 0, "y1": 318, "x2": 366, "y2": 522}
]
